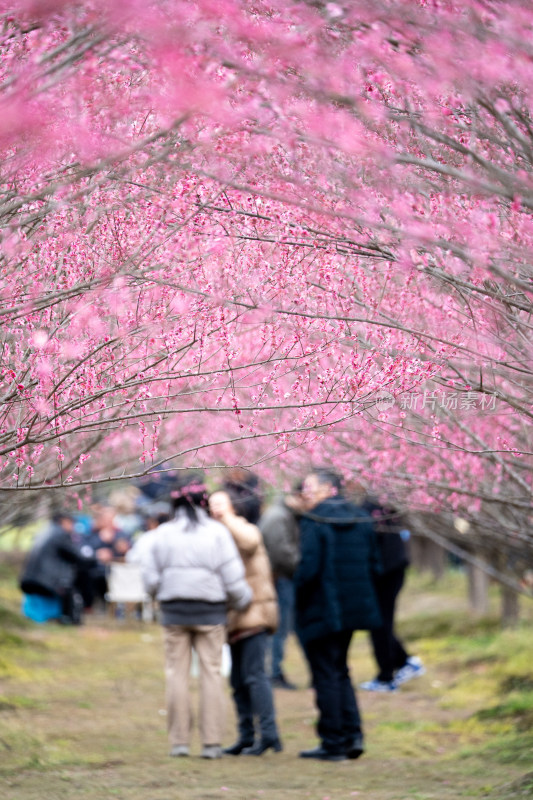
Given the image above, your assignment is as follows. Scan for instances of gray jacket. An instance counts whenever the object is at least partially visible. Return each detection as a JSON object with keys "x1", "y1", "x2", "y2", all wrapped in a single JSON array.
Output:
[
  {"x1": 140, "y1": 508, "x2": 252, "y2": 610},
  {"x1": 259, "y1": 498, "x2": 300, "y2": 579}
]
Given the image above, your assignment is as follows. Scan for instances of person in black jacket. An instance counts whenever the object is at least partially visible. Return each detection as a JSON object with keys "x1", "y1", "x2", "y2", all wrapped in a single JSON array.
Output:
[
  {"x1": 359, "y1": 498, "x2": 425, "y2": 692},
  {"x1": 20, "y1": 512, "x2": 97, "y2": 624},
  {"x1": 294, "y1": 469, "x2": 382, "y2": 762}
]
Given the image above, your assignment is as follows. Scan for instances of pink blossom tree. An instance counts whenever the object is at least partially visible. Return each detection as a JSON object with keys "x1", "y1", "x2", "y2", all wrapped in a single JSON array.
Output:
[{"x1": 0, "y1": 1, "x2": 532, "y2": 601}]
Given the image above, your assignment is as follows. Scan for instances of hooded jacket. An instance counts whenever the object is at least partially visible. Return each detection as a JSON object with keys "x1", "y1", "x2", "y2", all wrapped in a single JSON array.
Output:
[{"x1": 294, "y1": 497, "x2": 382, "y2": 645}]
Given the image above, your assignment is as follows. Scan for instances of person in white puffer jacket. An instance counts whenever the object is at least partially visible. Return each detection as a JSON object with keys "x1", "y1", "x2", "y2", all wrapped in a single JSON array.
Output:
[{"x1": 140, "y1": 473, "x2": 252, "y2": 760}]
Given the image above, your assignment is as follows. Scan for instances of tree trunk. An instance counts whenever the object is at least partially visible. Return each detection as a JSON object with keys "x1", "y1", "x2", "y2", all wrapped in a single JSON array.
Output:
[
  {"x1": 501, "y1": 585, "x2": 520, "y2": 627},
  {"x1": 467, "y1": 563, "x2": 489, "y2": 615},
  {"x1": 409, "y1": 534, "x2": 426, "y2": 571},
  {"x1": 409, "y1": 535, "x2": 446, "y2": 580},
  {"x1": 427, "y1": 540, "x2": 446, "y2": 580}
]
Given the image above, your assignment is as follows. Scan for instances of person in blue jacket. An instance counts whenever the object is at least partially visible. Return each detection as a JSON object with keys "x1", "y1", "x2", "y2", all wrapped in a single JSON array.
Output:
[{"x1": 294, "y1": 469, "x2": 382, "y2": 762}]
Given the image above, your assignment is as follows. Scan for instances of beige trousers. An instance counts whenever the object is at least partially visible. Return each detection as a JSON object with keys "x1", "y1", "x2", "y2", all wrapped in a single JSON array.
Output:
[{"x1": 163, "y1": 624, "x2": 226, "y2": 747}]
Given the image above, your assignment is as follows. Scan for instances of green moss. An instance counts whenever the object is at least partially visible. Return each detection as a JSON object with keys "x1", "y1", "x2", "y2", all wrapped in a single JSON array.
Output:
[
  {"x1": 0, "y1": 604, "x2": 31, "y2": 629},
  {"x1": 399, "y1": 612, "x2": 502, "y2": 643},
  {"x1": 0, "y1": 694, "x2": 44, "y2": 710},
  {"x1": 475, "y1": 693, "x2": 533, "y2": 732},
  {"x1": 459, "y1": 729, "x2": 533, "y2": 766},
  {"x1": 0, "y1": 629, "x2": 26, "y2": 647},
  {"x1": 501, "y1": 674, "x2": 533, "y2": 693},
  {"x1": 493, "y1": 772, "x2": 533, "y2": 799}
]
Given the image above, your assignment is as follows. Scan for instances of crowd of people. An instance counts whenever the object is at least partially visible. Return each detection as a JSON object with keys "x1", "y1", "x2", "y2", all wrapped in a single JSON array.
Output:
[
  {"x1": 19, "y1": 467, "x2": 425, "y2": 761},
  {"x1": 20, "y1": 490, "x2": 143, "y2": 623}
]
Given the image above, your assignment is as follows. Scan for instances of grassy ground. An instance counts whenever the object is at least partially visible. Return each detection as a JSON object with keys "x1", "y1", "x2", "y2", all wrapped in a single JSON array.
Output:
[{"x1": 1, "y1": 562, "x2": 532, "y2": 800}]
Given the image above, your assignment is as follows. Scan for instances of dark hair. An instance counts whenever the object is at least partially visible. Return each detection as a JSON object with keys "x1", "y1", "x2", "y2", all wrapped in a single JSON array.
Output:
[
  {"x1": 141, "y1": 501, "x2": 171, "y2": 528},
  {"x1": 222, "y1": 480, "x2": 262, "y2": 524},
  {"x1": 135, "y1": 467, "x2": 180, "y2": 500},
  {"x1": 311, "y1": 468, "x2": 343, "y2": 494},
  {"x1": 171, "y1": 472, "x2": 209, "y2": 526},
  {"x1": 51, "y1": 511, "x2": 75, "y2": 525}
]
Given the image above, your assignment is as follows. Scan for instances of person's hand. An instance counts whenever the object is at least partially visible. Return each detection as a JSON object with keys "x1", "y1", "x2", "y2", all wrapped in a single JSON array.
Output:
[
  {"x1": 209, "y1": 491, "x2": 234, "y2": 521},
  {"x1": 285, "y1": 493, "x2": 305, "y2": 514},
  {"x1": 95, "y1": 547, "x2": 113, "y2": 563}
]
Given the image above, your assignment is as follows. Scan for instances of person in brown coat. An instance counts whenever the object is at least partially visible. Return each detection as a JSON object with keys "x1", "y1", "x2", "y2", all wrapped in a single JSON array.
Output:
[{"x1": 209, "y1": 489, "x2": 282, "y2": 756}]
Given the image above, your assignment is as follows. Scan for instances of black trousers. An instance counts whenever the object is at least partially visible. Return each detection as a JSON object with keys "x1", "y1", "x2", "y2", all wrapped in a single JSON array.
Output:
[
  {"x1": 303, "y1": 629, "x2": 362, "y2": 754},
  {"x1": 61, "y1": 588, "x2": 84, "y2": 624},
  {"x1": 370, "y1": 566, "x2": 409, "y2": 682},
  {"x1": 230, "y1": 631, "x2": 279, "y2": 743}
]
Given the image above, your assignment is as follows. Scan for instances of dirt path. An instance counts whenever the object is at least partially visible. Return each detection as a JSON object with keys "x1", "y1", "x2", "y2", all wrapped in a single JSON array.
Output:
[{"x1": 1, "y1": 574, "x2": 532, "y2": 799}]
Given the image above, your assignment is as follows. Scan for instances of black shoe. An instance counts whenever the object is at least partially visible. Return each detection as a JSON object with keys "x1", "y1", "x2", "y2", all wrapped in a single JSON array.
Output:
[
  {"x1": 346, "y1": 735, "x2": 365, "y2": 760},
  {"x1": 223, "y1": 740, "x2": 254, "y2": 755},
  {"x1": 271, "y1": 675, "x2": 297, "y2": 690},
  {"x1": 242, "y1": 738, "x2": 283, "y2": 756},
  {"x1": 299, "y1": 745, "x2": 347, "y2": 762}
]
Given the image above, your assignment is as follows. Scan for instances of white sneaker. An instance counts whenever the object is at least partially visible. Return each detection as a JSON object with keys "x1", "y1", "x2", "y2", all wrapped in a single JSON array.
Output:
[
  {"x1": 394, "y1": 656, "x2": 425, "y2": 686},
  {"x1": 170, "y1": 745, "x2": 189, "y2": 757},
  {"x1": 359, "y1": 678, "x2": 397, "y2": 692},
  {"x1": 201, "y1": 745, "x2": 223, "y2": 759}
]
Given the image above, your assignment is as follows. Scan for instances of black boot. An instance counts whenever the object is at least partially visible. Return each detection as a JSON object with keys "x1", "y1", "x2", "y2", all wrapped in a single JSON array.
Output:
[
  {"x1": 241, "y1": 738, "x2": 283, "y2": 756},
  {"x1": 346, "y1": 734, "x2": 365, "y2": 760},
  {"x1": 299, "y1": 745, "x2": 346, "y2": 762},
  {"x1": 223, "y1": 739, "x2": 254, "y2": 755}
]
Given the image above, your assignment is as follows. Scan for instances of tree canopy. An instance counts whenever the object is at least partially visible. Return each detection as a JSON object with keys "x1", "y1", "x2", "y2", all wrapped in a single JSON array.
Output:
[{"x1": 1, "y1": 0, "x2": 532, "y2": 588}]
